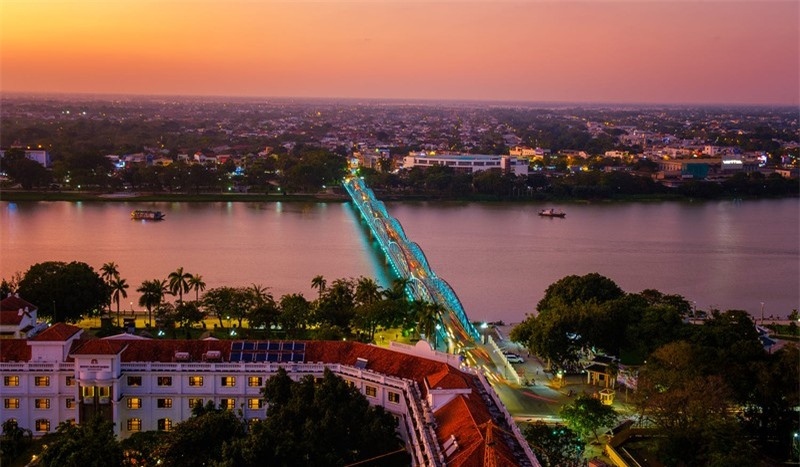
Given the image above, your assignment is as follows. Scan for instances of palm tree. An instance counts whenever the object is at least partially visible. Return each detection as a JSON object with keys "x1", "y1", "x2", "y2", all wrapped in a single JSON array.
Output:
[
  {"x1": 137, "y1": 279, "x2": 167, "y2": 327},
  {"x1": 100, "y1": 262, "x2": 120, "y2": 314},
  {"x1": 168, "y1": 267, "x2": 192, "y2": 304},
  {"x1": 110, "y1": 277, "x2": 129, "y2": 327},
  {"x1": 415, "y1": 301, "x2": 445, "y2": 348},
  {"x1": 188, "y1": 274, "x2": 207, "y2": 301},
  {"x1": 355, "y1": 276, "x2": 382, "y2": 307},
  {"x1": 311, "y1": 275, "x2": 327, "y2": 299}
]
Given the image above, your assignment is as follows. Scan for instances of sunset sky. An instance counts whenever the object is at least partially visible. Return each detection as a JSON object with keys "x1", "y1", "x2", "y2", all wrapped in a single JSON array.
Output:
[{"x1": 1, "y1": 0, "x2": 798, "y2": 105}]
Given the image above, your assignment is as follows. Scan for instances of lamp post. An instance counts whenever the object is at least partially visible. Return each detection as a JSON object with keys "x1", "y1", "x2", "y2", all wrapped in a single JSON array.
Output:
[
  {"x1": 434, "y1": 323, "x2": 441, "y2": 351},
  {"x1": 480, "y1": 321, "x2": 488, "y2": 345}
]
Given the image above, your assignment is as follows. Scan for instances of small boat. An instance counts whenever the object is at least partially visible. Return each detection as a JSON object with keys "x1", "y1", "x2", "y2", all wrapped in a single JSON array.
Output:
[
  {"x1": 538, "y1": 208, "x2": 566, "y2": 218},
  {"x1": 131, "y1": 210, "x2": 165, "y2": 221}
]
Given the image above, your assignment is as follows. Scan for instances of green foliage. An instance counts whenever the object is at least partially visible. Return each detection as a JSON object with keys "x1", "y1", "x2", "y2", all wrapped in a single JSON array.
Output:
[
  {"x1": 559, "y1": 395, "x2": 618, "y2": 442},
  {"x1": 241, "y1": 367, "x2": 405, "y2": 466},
  {"x1": 155, "y1": 407, "x2": 247, "y2": 467},
  {"x1": 1, "y1": 419, "x2": 33, "y2": 465},
  {"x1": 523, "y1": 421, "x2": 584, "y2": 467},
  {"x1": 18, "y1": 261, "x2": 108, "y2": 322},
  {"x1": 39, "y1": 417, "x2": 122, "y2": 467},
  {"x1": 537, "y1": 273, "x2": 625, "y2": 313}
]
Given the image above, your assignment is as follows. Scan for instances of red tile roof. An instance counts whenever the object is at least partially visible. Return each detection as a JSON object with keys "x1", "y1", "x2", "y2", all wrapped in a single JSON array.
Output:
[
  {"x1": 0, "y1": 339, "x2": 31, "y2": 362},
  {"x1": 32, "y1": 323, "x2": 82, "y2": 341},
  {"x1": 0, "y1": 310, "x2": 24, "y2": 326},
  {"x1": 0, "y1": 295, "x2": 37, "y2": 313},
  {"x1": 118, "y1": 339, "x2": 232, "y2": 362},
  {"x1": 71, "y1": 339, "x2": 129, "y2": 356},
  {"x1": 436, "y1": 395, "x2": 520, "y2": 467}
]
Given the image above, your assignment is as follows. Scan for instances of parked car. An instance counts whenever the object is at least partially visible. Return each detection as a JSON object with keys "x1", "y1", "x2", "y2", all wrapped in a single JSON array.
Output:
[{"x1": 505, "y1": 354, "x2": 524, "y2": 364}]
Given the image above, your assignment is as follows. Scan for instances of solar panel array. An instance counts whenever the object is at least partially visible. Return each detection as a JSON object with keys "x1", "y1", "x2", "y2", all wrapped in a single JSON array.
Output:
[{"x1": 229, "y1": 341, "x2": 306, "y2": 363}]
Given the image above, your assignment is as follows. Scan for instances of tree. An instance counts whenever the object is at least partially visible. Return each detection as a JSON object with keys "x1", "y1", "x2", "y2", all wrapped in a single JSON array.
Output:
[
  {"x1": 1, "y1": 419, "x2": 32, "y2": 465},
  {"x1": 188, "y1": 274, "x2": 206, "y2": 301},
  {"x1": 18, "y1": 261, "x2": 108, "y2": 323},
  {"x1": 138, "y1": 278, "x2": 168, "y2": 327},
  {"x1": 559, "y1": 394, "x2": 618, "y2": 442},
  {"x1": 1, "y1": 148, "x2": 51, "y2": 189},
  {"x1": 174, "y1": 301, "x2": 205, "y2": 337},
  {"x1": 238, "y1": 367, "x2": 406, "y2": 466},
  {"x1": 278, "y1": 293, "x2": 311, "y2": 338},
  {"x1": 315, "y1": 277, "x2": 356, "y2": 330},
  {"x1": 202, "y1": 286, "x2": 240, "y2": 328},
  {"x1": 100, "y1": 261, "x2": 120, "y2": 314},
  {"x1": 523, "y1": 421, "x2": 583, "y2": 467},
  {"x1": 310, "y1": 275, "x2": 326, "y2": 299},
  {"x1": 537, "y1": 273, "x2": 624, "y2": 313},
  {"x1": 110, "y1": 276, "x2": 129, "y2": 327},
  {"x1": 168, "y1": 267, "x2": 192, "y2": 304},
  {"x1": 39, "y1": 416, "x2": 123, "y2": 467},
  {"x1": 119, "y1": 431, "x2": 167, "y2": 467},
  {"x1": 247, "y1": 286, "x2": 279, "y2": 334},
  {"x1": 154, "y1": 405, "x2": 247, "y2": 467}
]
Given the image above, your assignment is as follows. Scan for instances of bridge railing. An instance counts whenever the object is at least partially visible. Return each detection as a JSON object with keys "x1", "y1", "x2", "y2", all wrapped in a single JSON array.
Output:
[{"x1": 343, "y1": 176, "x2": 480, "y2": 345}]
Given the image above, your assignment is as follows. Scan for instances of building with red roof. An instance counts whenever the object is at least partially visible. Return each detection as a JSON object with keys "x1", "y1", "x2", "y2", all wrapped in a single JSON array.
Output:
[
  {"x1": 0, "y1": 334, "x2": 538, "y2": 466},
  {"x1": 0, "y1": 294, "x2": 39, "y2": 339}
]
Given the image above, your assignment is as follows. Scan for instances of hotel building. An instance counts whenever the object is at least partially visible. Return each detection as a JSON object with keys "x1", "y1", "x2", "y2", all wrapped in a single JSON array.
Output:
[{"x1": 0, "y1": 323, "x2": 539, "y2": 467}]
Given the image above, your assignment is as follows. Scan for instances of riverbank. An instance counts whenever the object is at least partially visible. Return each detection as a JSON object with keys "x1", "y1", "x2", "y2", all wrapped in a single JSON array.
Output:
[{"x1": 0, "y1": 190, "x2": 349, "y2": 203}]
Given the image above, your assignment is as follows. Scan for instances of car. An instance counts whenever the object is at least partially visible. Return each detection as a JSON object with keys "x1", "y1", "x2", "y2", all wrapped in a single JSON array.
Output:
[{"x1": 505, "y1": 354, "x2": 524, "y2": 364}]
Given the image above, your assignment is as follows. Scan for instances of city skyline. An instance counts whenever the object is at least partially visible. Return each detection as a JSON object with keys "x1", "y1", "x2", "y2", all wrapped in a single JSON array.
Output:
[{"x1": 2, "y1": 0, "x2": 798, "y2": 106}]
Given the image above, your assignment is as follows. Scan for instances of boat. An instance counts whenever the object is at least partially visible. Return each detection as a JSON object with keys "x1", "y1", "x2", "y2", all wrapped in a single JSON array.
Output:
[
  {"x1": 538, "y1": 208, "x2": 566, "y2": 218},
  {"x1": 131, "y1": 210, "x2": 165, "y2": 221}
]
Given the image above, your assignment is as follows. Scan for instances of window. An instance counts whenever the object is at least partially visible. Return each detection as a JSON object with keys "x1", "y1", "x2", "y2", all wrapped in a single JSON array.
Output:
[
  {"x1": 98, "y1": 386, "x2": 110, "y2": 398},
  {"x1": 35, "y1": 376, "x2": 50, "y2": 387},
  {"x1": 82, "y1": 386, "x2": 95, "y2": 398},
  {"x1": 66, "y1": 376, "x2": 76, "y2": 387},
  {"x1": 3, "y1": 376, "x2": 19, "y2": 387},
  {"x1": 66, "y1": 398, "x2": 76, "y2": 409},
  {"x1": 157, "y1": 398, "x2": 173, "y2": 409},
  {"x1": 220, "y1": 398, "x2": 235, "y2": 410},
  {"x1": 127, "y1": 398, "x2": 142, "y2": 409},
  {"x1": 127, "y1": 376, "x2": 142, "y2": 387},
  {"x1": 388, "y1": 391, "x2": 400, "y2": 404},
  {"x1": 127, "y1": 418, "x2": 142, "y2": 432},
  {"x1": 157, "y1": 376, "x2": 172, "y2": 387},
  {"x1": 158, "y1": 418, "x2": 173, "y2": 431},
  {"x1": 35, "y1": 419, "x2": 50, "y2": 432},
  {"x1": 247, "y1": 398, "x2": 263, "y2": 410},
  {"x1": 189, "y1": 398, "x2": 203, "y2": 409},
  {"x1": 35, "y1": 398, "x2": 50, "y2": 409},
  {"x1": 4, "y1": 398, "x2": 20, "y2": 409},
  {"x1": 365, "y1": 386, "x2": 377, "y2": 398},
  {"x1": 188, "y1": 376, "x2": 203, "y2": 387},
  {"x1": 221, "y1": 376, "x2": 235, "y2": 387},
  {"x1": 248, "y1": 376, "x2": 262, "y2": 387}
]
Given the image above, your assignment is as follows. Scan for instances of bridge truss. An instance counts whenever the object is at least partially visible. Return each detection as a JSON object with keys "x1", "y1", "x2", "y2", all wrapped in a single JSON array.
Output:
[{"x1": 343, "y1": 176, "x2": 481, "y2": 349}]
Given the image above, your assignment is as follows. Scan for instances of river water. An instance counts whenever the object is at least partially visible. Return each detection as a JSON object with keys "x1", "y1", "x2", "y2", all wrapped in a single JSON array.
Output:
[{"x1": 1, "y1": 198, "x2": 798, "y2": 323}]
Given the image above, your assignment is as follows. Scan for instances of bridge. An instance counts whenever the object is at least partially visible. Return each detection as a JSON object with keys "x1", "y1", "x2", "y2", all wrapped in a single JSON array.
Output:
[{"x1": 342, "y1": 176, "x2": 481, "y2": 351}]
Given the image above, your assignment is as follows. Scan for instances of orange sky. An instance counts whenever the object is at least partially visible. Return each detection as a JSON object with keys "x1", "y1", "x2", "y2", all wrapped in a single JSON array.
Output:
[{"x1": 1, "y1": 1, "x2": 798, "y2": 105}]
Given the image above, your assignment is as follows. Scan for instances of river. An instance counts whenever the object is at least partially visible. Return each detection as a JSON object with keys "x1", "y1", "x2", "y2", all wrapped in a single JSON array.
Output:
[{"x1": 1, "y1": 198, "x2": 798, "y2": 323}]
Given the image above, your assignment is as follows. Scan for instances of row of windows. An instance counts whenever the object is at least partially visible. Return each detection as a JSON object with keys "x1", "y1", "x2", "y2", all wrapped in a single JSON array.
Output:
[
  {"x1": 126, "y1": 375, "x2": 263, "y2": 387},
  {"x1": 125, "y1": 397, "x2": 264, "y2": 410},
  {"x1": 3, "y1": 375, "x2": 76, "y2": 387},
  {"x1": 126, "y1": 418, "x2": 172, "y2": 432},
  {"x1": 4, "y1": 398, "x2": 76, "y2": 409},
  {"x1": 364, "y1": 385, "x2": 401, "y2": 405},
  {"x1": 4, "y1": 418, "x2": 54, "y2": 433}
]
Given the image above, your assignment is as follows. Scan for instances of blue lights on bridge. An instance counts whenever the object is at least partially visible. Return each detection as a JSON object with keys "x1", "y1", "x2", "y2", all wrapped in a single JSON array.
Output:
[{"x1": 343, "y1": 176, "x2": 481, "y2": 347}]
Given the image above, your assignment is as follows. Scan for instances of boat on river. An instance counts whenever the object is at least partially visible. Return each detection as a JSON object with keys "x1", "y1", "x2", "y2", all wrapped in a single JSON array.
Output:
[
  {"x1": 538, "y1": 208, "x2": 566, "y2": 218},
  {"x1": 131, "y1": 210, "x2": 165, "y2": 221}
]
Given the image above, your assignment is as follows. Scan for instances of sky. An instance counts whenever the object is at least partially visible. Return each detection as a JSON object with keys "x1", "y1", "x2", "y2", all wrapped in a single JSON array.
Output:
[{"x1": 1, "y1": 0, "x2": 798, "y2": 105}]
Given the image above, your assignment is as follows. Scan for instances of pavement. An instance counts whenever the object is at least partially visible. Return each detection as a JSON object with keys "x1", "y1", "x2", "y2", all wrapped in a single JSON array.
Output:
[{"x1": 481, "y1": 325, "x2": 637, "y2": 464}]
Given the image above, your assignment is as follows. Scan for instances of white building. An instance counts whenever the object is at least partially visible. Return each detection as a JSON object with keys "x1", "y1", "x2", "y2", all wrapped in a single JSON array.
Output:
[
  {"x1": 0, "y1": 295, "x2": 39, "y2": 339},
  {"x1": 0, "y1": 324, "x2": 538, "y2": 467},
  {"x1": 403, "y1": 152, "x2": 529, "y2": 176},
  {"x1": 0, "y1": 149, "x2": 51, "y2": 168}
]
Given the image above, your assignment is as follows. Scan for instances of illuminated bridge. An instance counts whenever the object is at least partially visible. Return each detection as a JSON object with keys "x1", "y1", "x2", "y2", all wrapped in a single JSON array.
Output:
[{"x1": 343, "y1": 176, "x2": 481, "y2": 351}]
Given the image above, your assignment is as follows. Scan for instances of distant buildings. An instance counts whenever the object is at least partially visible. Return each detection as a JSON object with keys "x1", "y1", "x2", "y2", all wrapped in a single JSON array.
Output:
[
  {"x1": 403, "y1": 152, "x2": 529, "y2": 176},
  {"x1": 0, "y1": 148, "x2": 51, "y2": 168}
]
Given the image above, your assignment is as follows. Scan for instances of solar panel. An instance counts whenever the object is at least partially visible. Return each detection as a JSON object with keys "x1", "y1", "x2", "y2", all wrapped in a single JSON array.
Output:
[
  {"x1": 294, "y1": 342, "x2": 306, "y2": 351},
  {"x1": 291, "y1": 353, "x2": 304, "y2": 362},
  {"x1": 257, "y1": 342, "x2": 269, "y2": 351},
  {"x1": 232, "y1": 342, "x2": 243, "y2": 351},
  {"x1": 230, "y1": 352, "x2": 242, "y2": 362},
  {"x1": 267, "y1": 353, "x2": 279, "y2": 362},
  {"x1": 255, "y1": 353, "x2": 267, "y2": 362},
  {"x1": 268, "y1": 342, "x2": 280, "y2": 351},
  {"x1": 243, "y1": 342, "x2": 255, "y2": 351}
]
